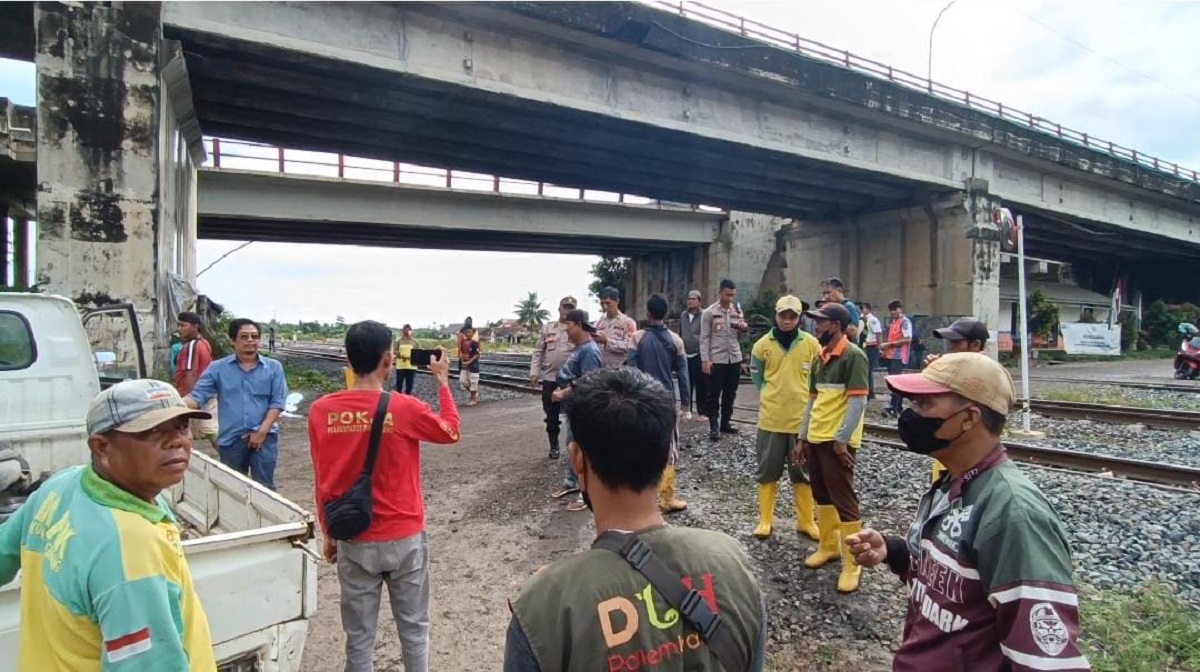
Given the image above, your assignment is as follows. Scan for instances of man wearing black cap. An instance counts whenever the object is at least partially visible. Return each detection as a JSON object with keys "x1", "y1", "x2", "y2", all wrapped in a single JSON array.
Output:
[
  {"x1": 550, "y1": 309, "x2": 604, "y2": 512},
  {"x1": 924, "y1": 317, "x2": 990, "y2": 481},
  {"x1": 794, "y1": 301, "x2": 870, "y2": 593},
  {"x1": 925, "y1": 317, "x2": 990, "y2": 367}
]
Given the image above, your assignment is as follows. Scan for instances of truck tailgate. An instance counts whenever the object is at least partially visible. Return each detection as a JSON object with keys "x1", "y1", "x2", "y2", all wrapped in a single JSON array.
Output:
[{"x1": 0, "y1": 453, "x2": 318, "y2": 671}]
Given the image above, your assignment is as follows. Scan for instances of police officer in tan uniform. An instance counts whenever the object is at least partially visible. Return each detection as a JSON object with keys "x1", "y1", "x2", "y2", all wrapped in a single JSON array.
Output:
[
  {"x1": 700, "y1": 279, "x2": 749, "y2": 441},
  {"x1": 529, "y1": 296, "x2": 578, "y2": 460}
]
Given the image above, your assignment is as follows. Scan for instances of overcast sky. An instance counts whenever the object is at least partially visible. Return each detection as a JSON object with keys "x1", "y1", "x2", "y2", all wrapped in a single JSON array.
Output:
[{"x1": 2, "y1": 1, "x2": 1197, "y2": 327}]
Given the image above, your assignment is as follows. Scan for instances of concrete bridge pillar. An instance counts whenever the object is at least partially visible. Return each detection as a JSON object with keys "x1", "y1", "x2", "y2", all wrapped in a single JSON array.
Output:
[
  {"x1": 12, "y1": 217, "x2": 30, "y2": 288},
  {"x1": 778, "y1": 184, "x2": 1002, "y2": 357},
  {"x1": 0, "y1": 205, "x2": 7, "y2": 286},
  {"x1": 34, "y1": 2, "x2": 202, "y2": 368},
  {"x1": 626, "y1": 211, "x2": 786, "y2": 319}
]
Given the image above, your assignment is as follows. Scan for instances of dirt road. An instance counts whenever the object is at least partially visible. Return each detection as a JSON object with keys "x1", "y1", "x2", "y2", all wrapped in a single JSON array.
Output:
[{"x1": 272, "y1": 394, "x2": 594, "y2": 671}]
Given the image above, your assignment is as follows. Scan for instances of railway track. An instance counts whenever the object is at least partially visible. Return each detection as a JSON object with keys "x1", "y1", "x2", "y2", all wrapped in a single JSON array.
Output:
[
  {"x1": 727, "y1": 409, "x2": 1200, "y2": 490},
  {"x1": 281, "y1": 347, "x2": 1199, "y2": 488},
  {"x1": 277, "y1": 347, "x2": 541, "y2": 394},
  {"x1": 1030, "y1": 376, "x2": 1200, "y2": 394},
  {"x1": 1021, "y1": 399, "x2": 1200, "y2": 431}
]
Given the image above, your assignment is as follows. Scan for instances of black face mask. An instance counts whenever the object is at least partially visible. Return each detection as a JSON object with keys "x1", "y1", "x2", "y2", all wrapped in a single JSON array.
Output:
[
  {"x1": 896, "y1": 408, "x2": 969, "y2": 455},
  {"x1": 818, "y1": 329, "x2": 837, "y2": 347}
]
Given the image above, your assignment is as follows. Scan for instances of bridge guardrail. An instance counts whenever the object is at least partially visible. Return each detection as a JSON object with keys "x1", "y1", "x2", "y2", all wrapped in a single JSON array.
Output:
[{"x1": 650, "y1": 0, "x2": 1199, "y2": 185}]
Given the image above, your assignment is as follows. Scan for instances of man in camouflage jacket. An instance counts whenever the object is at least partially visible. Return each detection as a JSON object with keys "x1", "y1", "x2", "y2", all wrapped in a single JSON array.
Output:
[{"x1": 848, "y1": 353, "x2": 1090, "y2": 672}]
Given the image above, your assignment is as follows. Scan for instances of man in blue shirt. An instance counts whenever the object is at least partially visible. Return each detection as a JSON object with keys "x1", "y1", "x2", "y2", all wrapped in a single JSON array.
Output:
[
  {"x1": 822, "y1": 277, "x2": 862, "y2": 341},
  {"x1": 627, "y1": 294, "x2": 691, "y2": 513},
  {"x1": 184, "y1": 318, "x2": 288, "y2": 490},
  {"x1": 551, "y1": 309, "x2": 604, "y2": 512}
]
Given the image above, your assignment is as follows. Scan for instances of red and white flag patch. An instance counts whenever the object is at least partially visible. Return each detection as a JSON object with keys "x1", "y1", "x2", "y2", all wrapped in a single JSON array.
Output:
[{"x1": 105, "y1": 628, "x2": 152, "y2": 663}]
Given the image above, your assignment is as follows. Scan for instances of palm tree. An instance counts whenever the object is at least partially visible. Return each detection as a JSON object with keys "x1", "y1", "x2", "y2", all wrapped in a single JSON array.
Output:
[{"x1": 514, "y1": 292, "x2": 551, "y2": 332}]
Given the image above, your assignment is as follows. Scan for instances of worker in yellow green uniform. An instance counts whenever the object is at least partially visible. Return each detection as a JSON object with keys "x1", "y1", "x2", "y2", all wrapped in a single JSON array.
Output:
[
  {"x1": 795, "y1": 302, "x2": 870, "y2": 593},
  {"x1": 394, "y1": 323, "x2": 423, "y2": 395},
  {"x1": 749, "y1": 295, "x2": 821, "y2": 540},
  {"x1": 0, "y1": 379, "x2": 217, "y2": 671}
]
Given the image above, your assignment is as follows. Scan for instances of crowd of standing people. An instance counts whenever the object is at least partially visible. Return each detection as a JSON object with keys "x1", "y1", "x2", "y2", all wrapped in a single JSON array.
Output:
[{"x1": 0, "y1": 278, "x2": 1090, "y2": 672}]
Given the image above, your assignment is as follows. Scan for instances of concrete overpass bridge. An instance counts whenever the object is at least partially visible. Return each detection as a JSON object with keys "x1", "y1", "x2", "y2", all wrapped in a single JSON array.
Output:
[
  {"x1": 4, "y1": 1, "x2": 1199, "y2": 360},
  {"x1": 197, "y1": 166, "x2": 723, "y2": 256}
]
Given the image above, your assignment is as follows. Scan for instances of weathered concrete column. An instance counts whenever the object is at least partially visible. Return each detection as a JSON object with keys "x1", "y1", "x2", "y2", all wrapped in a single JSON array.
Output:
[
  {"x1": 36, "y1": 1, "x2": 162, "y2": 354},
  {"x1": 626, "y1": 247, "x2": 706, "y2": 320},
  {"x1": 704, "y1": 212, "x2": 784, "y2": 303},
  {"x1": 778, "y1": 190, "x2": 1001, "y2": 356},
  {"x1": 964, "y1": 179, "x2": 1002, "y2": 359},
  {"x1": 13, "y1": 218, "x2": 30, "y2": 288},
  {"x1": 0, "y1": 205, "x2": 8, "y2": 286},
  {"x1": 35, "y1": 2, "x2": 202, "y2": 369}
]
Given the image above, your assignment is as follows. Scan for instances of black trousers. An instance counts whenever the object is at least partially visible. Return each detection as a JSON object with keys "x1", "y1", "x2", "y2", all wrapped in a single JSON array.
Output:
[
  {"x1": 706, "y1": 363, "x2": 741, "y2": 427},
  {"x1": 686, "y1": 356, "x2": 709, "y2": 414},
  {"x1": 395, "y1": 369, "x2": 416, "y2": 395},
  {"x1": 540, "y1": 380, "x2": 562, "y2": 442}
]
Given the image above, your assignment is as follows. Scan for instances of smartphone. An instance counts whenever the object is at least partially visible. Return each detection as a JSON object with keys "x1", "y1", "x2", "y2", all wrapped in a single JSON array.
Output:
[{"x1": 411, "y1": 349, "x2": 440, "y2": 367}]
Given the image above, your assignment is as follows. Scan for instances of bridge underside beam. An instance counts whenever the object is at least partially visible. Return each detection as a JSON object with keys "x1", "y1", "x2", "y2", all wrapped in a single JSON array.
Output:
[
  {"x1": 199, "y1": 217, "x2": 689, "y2": 256},
  {"x1": 164, "y1": 4, "x2": 937, "y2": 220},
  {"x1": 197, "y1": 169, "x2": 720, "y2": 256}
]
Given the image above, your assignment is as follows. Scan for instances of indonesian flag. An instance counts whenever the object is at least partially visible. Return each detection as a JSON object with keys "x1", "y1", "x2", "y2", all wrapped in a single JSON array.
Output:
[{"x1": 105, "y1": 628, "x2": 152, "y2": 663}]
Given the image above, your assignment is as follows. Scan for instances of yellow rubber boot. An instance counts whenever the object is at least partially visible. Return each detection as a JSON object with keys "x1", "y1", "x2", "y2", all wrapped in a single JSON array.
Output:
[
  {"x1": 792, "y1": 483, "x2": 820, "y2": 541},
  {"x1": 931, "y1": 460, "x2": 949, "y2": 483},
  {"x1": 658, "y1": 467, "x2": 688, "y2": 514},
  {"x1": 837, "y1": 520, "x2": 863, "y2": 593},
  {"x1": 753, "y1": 482, "x2": 778, "y2": 539},
  {"x1": 804, "y1": 505, "x2": 841, "y2": 569}
]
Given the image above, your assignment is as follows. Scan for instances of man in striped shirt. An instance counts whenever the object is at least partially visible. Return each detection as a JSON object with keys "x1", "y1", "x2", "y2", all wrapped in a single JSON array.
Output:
[
  {"x1": 795, "y1": 302, "x2": 869, "y2": 593},
  {"x1": 174, "y1": 312, "x2": 217, "y2": 449},
  {"x1": 848, "y1": 354, "x2": 1090, "y2": 672}
]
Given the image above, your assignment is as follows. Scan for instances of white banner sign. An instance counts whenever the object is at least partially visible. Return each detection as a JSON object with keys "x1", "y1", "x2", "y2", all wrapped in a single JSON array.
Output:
[{"x1": 1059, "y1": 323, "x2": 1121, "y2": 356}]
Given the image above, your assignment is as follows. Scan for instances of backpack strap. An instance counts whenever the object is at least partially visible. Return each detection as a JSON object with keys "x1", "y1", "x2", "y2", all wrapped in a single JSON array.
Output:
[
  {"x1": 361, "y1": 391, "x2": 391, "y2": 477},
  {"x1": 592, "y1": 531, "x2": 748, "y2": 672}
]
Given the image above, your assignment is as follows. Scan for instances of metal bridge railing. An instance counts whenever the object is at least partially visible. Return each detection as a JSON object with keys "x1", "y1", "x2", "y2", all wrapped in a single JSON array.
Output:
[
  {"x1": 203, "y1": 137, "x2": 713, "y2": 212},
  {"x1": 650, "y1": 0, "x2": 1199, "y2": 184}
]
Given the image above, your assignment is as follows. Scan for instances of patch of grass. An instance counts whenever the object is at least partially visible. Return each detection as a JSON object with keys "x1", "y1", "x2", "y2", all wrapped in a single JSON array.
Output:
[
  {"x1": 283, "y1": 363, "x2": 342, "y2": 394},
  {"x1": 1040, "y1": 387, "x2": 1196, "y2": 410},
  {"x1": 1080, "y1": 583, "x2": 1200, "y2": 672}
]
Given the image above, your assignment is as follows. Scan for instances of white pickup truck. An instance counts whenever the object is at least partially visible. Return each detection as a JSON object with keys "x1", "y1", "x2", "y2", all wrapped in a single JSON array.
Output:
[{"x1": 0, "y1": 293, "x2": 317, "y2": 671}]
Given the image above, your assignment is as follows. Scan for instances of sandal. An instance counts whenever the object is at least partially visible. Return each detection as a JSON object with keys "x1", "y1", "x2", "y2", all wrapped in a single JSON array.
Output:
[
  {"x1": 552, "y1": 486, "x2": 580, "y2": 499},
  {"x1": 565, "y1": 497, "x2": 588, "y2": 512}
]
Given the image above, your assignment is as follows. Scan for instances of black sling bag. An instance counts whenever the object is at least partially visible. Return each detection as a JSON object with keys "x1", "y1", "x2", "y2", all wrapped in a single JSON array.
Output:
[
  {"x1": 592, "y1": 530, "x2": 749, "y2": 672},
  {"x1": 323, "y1": 391, "x2": 391, "y2": 541}
]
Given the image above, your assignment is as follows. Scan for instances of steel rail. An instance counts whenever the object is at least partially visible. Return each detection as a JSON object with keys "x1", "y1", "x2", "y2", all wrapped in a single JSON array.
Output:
[
  {"x1": 1029, "y1": 376, "x2": 1200, "y2": 394},
  {"x1": 729, "y1": 411, "x2": 1199, "y2": 488},
  {"x1": 1025, "y1": 400, "x2": 1200, "y2": 431}
]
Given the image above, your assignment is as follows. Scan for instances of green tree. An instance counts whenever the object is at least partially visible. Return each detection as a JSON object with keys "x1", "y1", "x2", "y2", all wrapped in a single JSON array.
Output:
[
  {"x1": 589, "y1": 256, "x2": 630, "y2": 307},
  {"x1": 514, "y1": 292, "x2": 551, "y2": 331},
  {"x1": 1027, "y1": 289, "x2": 1060, "y2": 338}
]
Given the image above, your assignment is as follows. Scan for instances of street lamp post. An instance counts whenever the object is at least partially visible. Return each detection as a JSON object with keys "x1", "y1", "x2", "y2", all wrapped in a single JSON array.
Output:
[{"x1": 927, "y1": 0, "x2": 957, "y2": 91}]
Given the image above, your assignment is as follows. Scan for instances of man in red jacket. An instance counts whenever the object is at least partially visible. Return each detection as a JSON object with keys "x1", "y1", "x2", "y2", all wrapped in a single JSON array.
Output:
[{"x1": 308, "y1": 320, "x2": 461, "y2": 672}]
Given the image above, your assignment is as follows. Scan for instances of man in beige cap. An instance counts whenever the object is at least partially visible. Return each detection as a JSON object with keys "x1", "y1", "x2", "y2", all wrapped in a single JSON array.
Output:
[
  {"x1": 530, "y1": 295, "x2": 578, "y2": 460},
  {"x1": 748, "y1": 295, "x2": 821, "y2": 540},
  {"x1": 847, "y1": 354, "x2": 1089, "y2": 672},
  {"x1": 0, "y1": 379, "x2": 216, "y2": 670}
]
